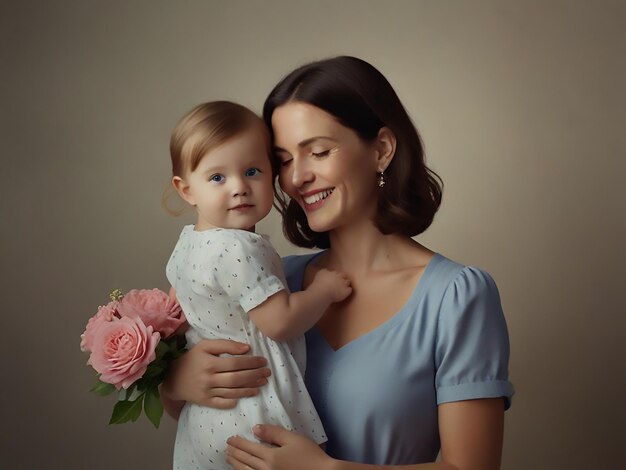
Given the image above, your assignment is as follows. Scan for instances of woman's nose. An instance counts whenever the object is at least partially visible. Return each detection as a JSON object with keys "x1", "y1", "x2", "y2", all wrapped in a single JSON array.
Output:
[{"x1": 290, "y1": 158, "x2": 313, "y2": 188}]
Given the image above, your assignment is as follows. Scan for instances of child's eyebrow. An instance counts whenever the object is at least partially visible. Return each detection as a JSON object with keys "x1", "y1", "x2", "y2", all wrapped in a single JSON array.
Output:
[
  {"x1": 200, "y1": 165, "x2": 225, "y2": 174},
  {"x1": 200, "y1": 158, "x2": 268, "y2": 174}
]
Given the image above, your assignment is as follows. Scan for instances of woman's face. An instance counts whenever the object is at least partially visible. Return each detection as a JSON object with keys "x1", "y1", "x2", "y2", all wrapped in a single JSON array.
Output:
[{"x1": 271, "y1": 101, "x2": 380, "y2": 233}]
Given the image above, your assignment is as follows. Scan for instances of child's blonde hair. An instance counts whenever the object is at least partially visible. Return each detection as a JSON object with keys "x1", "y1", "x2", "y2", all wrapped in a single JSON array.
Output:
[{"x1": 169, "y1": 100, "x2": 272, "y2": 178}]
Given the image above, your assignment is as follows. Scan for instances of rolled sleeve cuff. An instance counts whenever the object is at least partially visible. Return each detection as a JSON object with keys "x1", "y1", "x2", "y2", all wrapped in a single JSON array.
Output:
[{"x1": 437, "y1": 380, "x2": 514, "y2": 410}]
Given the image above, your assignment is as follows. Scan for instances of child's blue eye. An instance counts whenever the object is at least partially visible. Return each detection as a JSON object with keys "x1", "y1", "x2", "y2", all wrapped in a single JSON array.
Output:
[
  {"x1": 210, "y1": 174, "x2": 224, "y2": 183},
  {"x1": 245, "y1": 168, "x2": 260, "y2": 177}
]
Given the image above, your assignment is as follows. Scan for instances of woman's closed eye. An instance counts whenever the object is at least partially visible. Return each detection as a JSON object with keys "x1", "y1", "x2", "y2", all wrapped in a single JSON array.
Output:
[
  {"x1": 276, "y1": 146, "x2": 337, "y2": 167},
  {"x1": 310, "y1": 146, "x2": 338, "y2": 158},
  {"x1": 311, "y1": 149, "x2": 331, "y2": 158}
]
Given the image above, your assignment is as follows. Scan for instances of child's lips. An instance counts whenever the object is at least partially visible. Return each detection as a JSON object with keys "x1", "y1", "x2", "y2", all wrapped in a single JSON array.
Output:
[{"x1": 229, "y1": 204, "x2": 254, "y2": 212}]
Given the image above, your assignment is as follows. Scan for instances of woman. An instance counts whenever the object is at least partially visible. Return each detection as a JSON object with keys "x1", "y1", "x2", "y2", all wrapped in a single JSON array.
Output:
[{"x1": 162, "y1": 56, "x2": 513, "y2": 470}]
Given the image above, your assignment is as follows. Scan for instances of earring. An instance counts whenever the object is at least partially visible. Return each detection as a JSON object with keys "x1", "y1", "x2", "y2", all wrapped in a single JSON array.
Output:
[{"x1": 377, "y1": 171, "x2": 386, "y2": 188}]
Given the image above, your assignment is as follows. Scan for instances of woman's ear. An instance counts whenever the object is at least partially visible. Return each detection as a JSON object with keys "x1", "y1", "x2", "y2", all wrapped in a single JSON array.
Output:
[
  {"x1": 172, "y1": 176, "x2": 196, "y2": 206},
  {"x1": 375, "y1": 127, "x2": 396, "y2": 172}
]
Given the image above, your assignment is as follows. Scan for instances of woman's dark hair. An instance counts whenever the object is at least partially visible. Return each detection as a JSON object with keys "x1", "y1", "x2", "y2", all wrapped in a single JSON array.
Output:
[{"x1": 263, "y1": 56, "x2": 443, "y2": 249}]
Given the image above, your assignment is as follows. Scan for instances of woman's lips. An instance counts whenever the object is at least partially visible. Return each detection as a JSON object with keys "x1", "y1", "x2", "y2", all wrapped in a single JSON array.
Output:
[{"x1": 301, "y1": 188, "x2": 334, "y2": 211}]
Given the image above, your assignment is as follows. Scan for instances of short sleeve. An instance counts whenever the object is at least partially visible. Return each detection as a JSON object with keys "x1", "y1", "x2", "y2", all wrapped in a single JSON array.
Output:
[
  {"x1": 435, "y1": 267, "x2": 514, "y2": 409},
  {"x1": 211, "y1": 231, "x2": 286, "y2": 312}
]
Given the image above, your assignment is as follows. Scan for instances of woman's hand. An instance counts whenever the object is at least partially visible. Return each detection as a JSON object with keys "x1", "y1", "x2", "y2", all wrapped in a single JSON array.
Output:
[
  {"x1": 161, "y1": 339, "x2": 271, "y2": 409},
  {"x1": 226, "y1": 424, "x2": 333, "y2": 470}
]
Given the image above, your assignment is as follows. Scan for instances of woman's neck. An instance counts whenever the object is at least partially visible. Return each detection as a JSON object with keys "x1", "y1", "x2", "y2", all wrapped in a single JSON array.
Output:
[{"x1": 322, "y1": 219, "x2": 430, "y2": 275}]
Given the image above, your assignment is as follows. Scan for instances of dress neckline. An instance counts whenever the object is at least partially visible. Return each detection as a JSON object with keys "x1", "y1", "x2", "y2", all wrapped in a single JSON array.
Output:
[{"x1": 300, "y1": 251, "x2": 444, "y2": 354}]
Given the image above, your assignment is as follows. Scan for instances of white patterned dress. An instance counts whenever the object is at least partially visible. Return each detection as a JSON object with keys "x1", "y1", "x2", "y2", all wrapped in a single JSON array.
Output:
[{"x1": 166, "y1": 226, "x2": 326, "y2": 470}]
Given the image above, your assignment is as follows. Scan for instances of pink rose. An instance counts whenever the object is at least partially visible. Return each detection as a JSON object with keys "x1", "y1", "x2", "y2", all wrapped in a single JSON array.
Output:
[
  {"x1": 80, "y1": 301, "x2": 119, "y2": 353},
  {"x1": 88, "y1": 316, "x2": 160, "y2": 390},
  {"x1": 117, "y1": 288, "x2": 186, "y2": 338}
]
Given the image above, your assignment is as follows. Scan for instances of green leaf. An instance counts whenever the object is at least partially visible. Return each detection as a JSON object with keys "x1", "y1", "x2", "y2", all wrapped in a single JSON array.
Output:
[
  {"x1": 166, "y1": 334, "x2": 187, "y2": 352},
  {"x1": 153, "y1": 358, "x2": 168, "y2": 370},
  {"x1": 144, "y1": 385, "x2": 163, "y2": 428},
  {"x1": 176, "y1": 335, "x2": 187, "y2": 350},
  {"x1": 126, "y1": 386, "x2": 144, "y2": 401},
  {"x1": 142, "y1": 365, "x2": 166, "y2": 380},
  {"x1": 172, "y1": 348, "x2": 187, "y2": 359},
  {"x1": 168, "y1": 338, "x2": 188, "y2": 359},
  {"x1": 155, "y1": 341, "x2": 169, "y2": 360},
  {"x1": 109, "y1": 395, "x2": 144, "y2": 424},
  {"x1": 90, "y1": 380, "x2": 116, "y2": 396}
]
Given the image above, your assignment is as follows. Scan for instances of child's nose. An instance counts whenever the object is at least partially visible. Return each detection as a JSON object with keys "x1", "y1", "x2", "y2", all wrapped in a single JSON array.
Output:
[{"x1": 232, "y1": 177, "x2": 250, "y2": 196}]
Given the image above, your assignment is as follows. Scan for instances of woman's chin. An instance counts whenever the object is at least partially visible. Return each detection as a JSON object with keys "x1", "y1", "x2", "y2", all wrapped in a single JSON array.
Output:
[{"x1": 304, "y1": 215, "x2": 338, "y2": 234}]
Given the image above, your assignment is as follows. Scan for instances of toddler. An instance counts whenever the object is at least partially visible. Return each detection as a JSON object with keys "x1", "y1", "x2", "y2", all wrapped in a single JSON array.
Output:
[{"x1": 165, "y1": 101, "x2": 351, "y2": 469}]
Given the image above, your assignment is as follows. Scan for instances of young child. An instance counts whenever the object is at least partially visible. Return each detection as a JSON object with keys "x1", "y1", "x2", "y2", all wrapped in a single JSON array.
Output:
[{"x1": 165, "y1": 101, "x2": 352, "y2": 469}]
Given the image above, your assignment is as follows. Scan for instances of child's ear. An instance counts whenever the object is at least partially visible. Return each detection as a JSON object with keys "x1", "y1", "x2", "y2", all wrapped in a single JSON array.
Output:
[{"x1": 172, "y1": 176, "x2": 196, "y2": 206}]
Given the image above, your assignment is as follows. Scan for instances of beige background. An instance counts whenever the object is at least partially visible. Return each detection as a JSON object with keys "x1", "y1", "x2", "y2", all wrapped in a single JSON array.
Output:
[{"x1": 2, "y1": 1, "x2": 624, "y2": 469}]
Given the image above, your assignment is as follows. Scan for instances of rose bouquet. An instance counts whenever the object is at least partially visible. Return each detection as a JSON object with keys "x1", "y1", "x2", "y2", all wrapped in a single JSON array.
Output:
[{"x1": 80, "y1": 288, "x2": 187, "y2": 428}]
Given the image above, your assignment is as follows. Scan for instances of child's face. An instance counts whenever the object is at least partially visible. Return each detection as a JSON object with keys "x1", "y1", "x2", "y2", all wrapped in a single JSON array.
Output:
[{"x1": 176, "y1": 126, "x2": 274, "y2": 231}]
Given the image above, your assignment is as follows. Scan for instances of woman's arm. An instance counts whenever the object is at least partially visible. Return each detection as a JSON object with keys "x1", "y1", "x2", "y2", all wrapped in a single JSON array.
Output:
[
  {"x1": 160, "y1": 339, "x2": 272, "y2": 419},
  {"x1": 225, "y1": 398, "x2": 505, "y2": 470},
  {"x1": 436, "y1": 399, "x2": 504, "y2": 470}
]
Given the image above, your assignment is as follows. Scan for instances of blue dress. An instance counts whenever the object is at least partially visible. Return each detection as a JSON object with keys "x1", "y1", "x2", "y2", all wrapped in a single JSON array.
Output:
[{"x1": 283, "y1": 252, "x2": 514, "y2": 465}]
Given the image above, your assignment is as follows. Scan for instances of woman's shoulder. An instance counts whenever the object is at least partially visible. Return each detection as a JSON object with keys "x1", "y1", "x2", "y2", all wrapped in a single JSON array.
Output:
[
  {"x1": 430, "y1": 256, "x2": 513, "y2": 408},
  {"x1": 409, "y1": 253, "x2": 504, "y2": 325},
  {"x1": 426, "y1": 253, "x2": 500, "y2": 299},
  {"x1": 426, "y1": 254, "x2": 506, "y2": 343}
]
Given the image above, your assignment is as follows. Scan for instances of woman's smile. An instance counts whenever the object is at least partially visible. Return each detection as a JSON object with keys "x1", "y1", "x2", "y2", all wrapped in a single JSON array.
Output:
[{"x1": 301, "y1": 188, "x2": 335, "y2": 211}]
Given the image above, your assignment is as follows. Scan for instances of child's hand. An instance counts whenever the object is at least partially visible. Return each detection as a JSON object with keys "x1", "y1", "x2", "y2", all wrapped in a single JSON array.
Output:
[{"x1": 313, "y1": 268, "x2": 352, "y2": 303}]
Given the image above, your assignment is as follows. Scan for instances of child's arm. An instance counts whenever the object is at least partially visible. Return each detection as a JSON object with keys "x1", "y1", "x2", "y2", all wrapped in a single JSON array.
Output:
[{"x1": 248, "y1": 269, "x2": 352, "y2": 342}]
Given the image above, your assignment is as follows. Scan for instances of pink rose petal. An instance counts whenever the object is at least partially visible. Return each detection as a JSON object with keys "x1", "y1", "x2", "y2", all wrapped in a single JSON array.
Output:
[
  {"x1": 117, "y1": 288, "x2": 186, "y2": 338},
  {"x1": 88, "y1": 316, "x2": 160, "y2": 390},
  {"x1": 80, "y1": 301, "x2": 119, "y2": 353}
]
